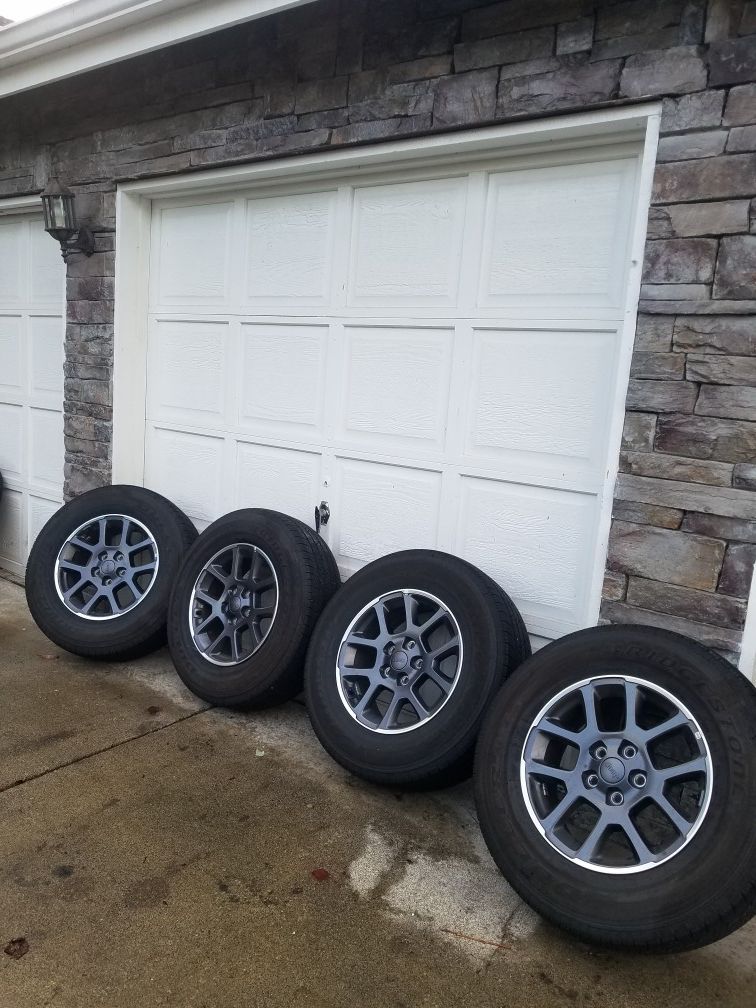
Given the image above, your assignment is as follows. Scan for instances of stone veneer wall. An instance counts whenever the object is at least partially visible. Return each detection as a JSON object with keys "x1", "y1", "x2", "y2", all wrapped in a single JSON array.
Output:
[{"x1": 0, "y1": 0, "x2": 754, "y2": 658}]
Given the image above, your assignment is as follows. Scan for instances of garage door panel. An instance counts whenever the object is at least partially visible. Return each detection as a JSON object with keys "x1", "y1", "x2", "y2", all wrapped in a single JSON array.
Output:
[
  {"x1": 240, "y1": 322, "x2": 327, "y2": 437},
  {"x1": 236, "y1": 441, "x2": 321, "y2": 526},
  {"x1": 148, "y1": 319, "x2": 228, "y2": 427},
  {"x1": 30, "y1": 315, "x2": 64, "y2": 401},
  {"x1": 0, "y1": 403, "x2": 23, "y2": 479},
  {"x1": 0, "y1": 315, "x2": 23, "y2": 395},
  {"x1": 145, "y1": 427, "x2": 222, "y2": 524},
  {"x1": 337, "y1": 325, "x2": 453, "y2": 456},
  {"x1": 244, "y1": 191, "x2": 337, "y2": 307},
  {"x1": 479, "y1": 159, "x2": 636, "y2": 310},
  {"x1": 464, "y1": 326, "x2": 618, "y2": 483},
  {"x1": 0, "y1": 220, "x2": 23, "y2": 302},
  {"x1": 332, "y1": 457, "x2": 441, "y2": 572},
  {"x1": 153, "y1": 202, "x2": 233, "y2": 306},
  {"x1": 0, "y1": 486, "x2": 24, "y2": 571},
  {"x1": 30, "y1": 226, "x2": 64, "y2": 303},
  {"x1": 455, "y1": 476, "x2": 599, "y2": 637},
  {"x1": 28, "y1": 494, "x2": 60, "y2": 549},
  {"x1": 28, "y1": 408, "x2": 63, "y2": 489},
  {"x1": 348, "y1": 178, "x2": 467, "y2": 308}
]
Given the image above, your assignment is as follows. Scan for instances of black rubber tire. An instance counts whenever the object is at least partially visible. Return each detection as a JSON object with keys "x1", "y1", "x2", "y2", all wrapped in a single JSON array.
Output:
[
  {"x1": 167, "y1": 508, "x2": 340, "y2": 708},
  {"x1": 474, "y1": 625, "x2": 756, "y2": 953},
  {"x1": 305, "y1": 549, "x2": 521, "y2": 789},
  {"x1": 462, "y1": 560, "x2": 531, "y2": 672},
  {"x1": 25, "y1": 485, "x2": 198, "y2": 661}
]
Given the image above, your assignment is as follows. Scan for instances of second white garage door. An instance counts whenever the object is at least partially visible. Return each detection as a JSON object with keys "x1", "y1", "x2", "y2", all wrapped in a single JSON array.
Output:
[
  {"x1": 142, "y1": 140, "x2": 643, "y2": 641},
  {"x1": 0, "y1": 210, "x2": 65, "y2": 577}
]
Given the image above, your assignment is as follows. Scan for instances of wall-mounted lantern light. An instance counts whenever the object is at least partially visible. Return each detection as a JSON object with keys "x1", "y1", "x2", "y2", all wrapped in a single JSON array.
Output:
[{"x1": 41, "y1": 178, "x2": 94, "y2": 260}]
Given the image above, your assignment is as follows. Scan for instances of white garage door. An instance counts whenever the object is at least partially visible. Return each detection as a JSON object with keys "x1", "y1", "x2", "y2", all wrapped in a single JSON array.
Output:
[
  {"x1": 0, "y1": 212, "x2": 65, "y2": 576},
  {"x1": 143, "y1": 142, "x2": 641, "y2": 640}
]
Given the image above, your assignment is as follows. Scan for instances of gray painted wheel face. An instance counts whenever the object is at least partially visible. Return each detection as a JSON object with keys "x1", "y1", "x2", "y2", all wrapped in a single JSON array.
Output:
[
  {"x1": 336, "y1": 589, "x2": 463, "y2": 734},
  {"x1": 55, "y1": 513, "x2": 159, "y2": 620},
  {"x1": 520, "y1": 675, "x2": 713, "y2": 874},
  {"x1": 188, "y1": 542, "x2": 278, "y2": 667}
]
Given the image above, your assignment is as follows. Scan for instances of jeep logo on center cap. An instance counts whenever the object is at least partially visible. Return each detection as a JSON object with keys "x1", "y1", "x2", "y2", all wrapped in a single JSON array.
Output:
[{"x1": 599, "y1": 757, "x2": 626, "y2": 784}]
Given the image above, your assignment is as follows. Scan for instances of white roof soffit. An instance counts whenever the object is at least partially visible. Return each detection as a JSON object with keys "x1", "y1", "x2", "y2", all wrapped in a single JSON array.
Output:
[{"x1": 0, "y1": 0, "x2": 318, "y2": 100}]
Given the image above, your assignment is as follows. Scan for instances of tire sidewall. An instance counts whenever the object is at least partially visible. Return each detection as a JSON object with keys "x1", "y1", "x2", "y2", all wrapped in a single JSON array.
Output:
[
  {"x1": 475, "y1": 627, "x2": 756, "y2": 941},
  {"x1": 26, "y1": 485, "x2": 190, "y2": 657},
  {"x1": 305, "y1": 550, "x2": 505, "y2": 778},
  {"x1": 167, "y1": 510, "x2": 315, "y2": 705}
]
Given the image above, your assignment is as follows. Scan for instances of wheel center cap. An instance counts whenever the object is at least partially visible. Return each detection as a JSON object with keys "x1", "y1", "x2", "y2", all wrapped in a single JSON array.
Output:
[
  {"x1": 599, "y1": 757, "x2": 626, "y2": 784},
  {"x1": 228, "y1": 592, "x2": 243, "y2": 613},
  {"x1": 390, "y1": 650, "x2": 409, "y2": 672},
  {"x1": 100, "y1": 559, "x2": 116, "y2": 576}
]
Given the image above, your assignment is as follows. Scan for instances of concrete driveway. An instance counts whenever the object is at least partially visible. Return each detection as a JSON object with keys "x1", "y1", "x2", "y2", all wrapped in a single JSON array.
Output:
[{"x1": 0, "y1": 577, "x2": 754, "y2": 1008}]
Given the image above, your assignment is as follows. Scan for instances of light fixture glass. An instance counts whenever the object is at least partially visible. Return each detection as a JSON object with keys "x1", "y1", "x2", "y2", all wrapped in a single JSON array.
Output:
[{"x1": 40, "y1": 177, "x2": 94, "y2": 259}]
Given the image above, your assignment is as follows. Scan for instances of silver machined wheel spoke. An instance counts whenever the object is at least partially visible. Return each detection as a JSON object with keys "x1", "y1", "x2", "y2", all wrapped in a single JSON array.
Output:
[
  {"x1": 540, "y1": 792, "x2": 574, "y2": 833},
  {"x1": 68, "y1": 536, "x2": 96, "y2": 554},
  {"x1": 408, "y1": 692, "x2": 431, "y2": 720},
  {"x1": 526, "y1": 761, "x2": 580, "y2": 788},
  {"x1": 539, "y1": 719, "x2": 585, "y2": 746},
  {"x1": 194, "y1": 613, "x2": 218, "y2": 636},
  {"x1": 657, "y1": 756, "x2": 708, "y2": 780},
  {"x1": 623, "y1": 680, "x2": 641, "y2": 733},
  {"x1": 521, "y1": 674, "x2": 712, "y2": 874},
  {"x1": 654, "y1": 796, "x2": 693, "y2": 836},
  {"x1": 640, "y1": 710, "x2": 691, "y2": 742},
  {"x1": 59, "y1": 559, "x2": 87, "y2": 576},
  {"x1": 344, "y1": 631, "x2": 378, "y2": 649},
  {"x1": 229, "y1": 629, "x2": 243, "y2": 664},
  {"x1": 427, "y1": 635, "x2": 460, "y2": 661},
  {"x1": 207, "y1": 562, "x2": 232, "y2": 586},
  {"x1": 249, "y1": 620, "x2": 267, "y2": 647},
  {"x1": 402, "y1": 593, "x2": 416, "y2": 631},
  {"x1": 418, "y1": 607, "x2": 446, "y2": 634},
  {"x1": 80, "y1": 591, "x2": 104, "y2": 615},
  {"x1": 622, "y1": 818, "x2": 656, "y2": 864},
  {"x1": 199, "y1": 623, "x2": 226, "y2": 653},
  {"x1": 378, "y1": 691, "x2": 405, "y2": 730},
  {"x1": 63, "y1": 578, "x2": 89, "y2": 600},
  {"x1": 132, "y1": 560, "x2": 157, "y2": 574},
  {"x1": 353, "y1": 683, "x2": 381, "y2": 720},
  {"x1": 575, "y1": 813, "x2": 608, "y2": 862},
  {"x1": 374, "y1": 602, "x2": 389, "y2": 637},
  {"x1": 580, "y1": 684, "x2": 599, "y2": 734},
  {"x1": 421, "y1": 664, "x2": 453, "y2": 695},
  {"x1": 232, "y1": 546, "x2": 245, "y2": 582}
]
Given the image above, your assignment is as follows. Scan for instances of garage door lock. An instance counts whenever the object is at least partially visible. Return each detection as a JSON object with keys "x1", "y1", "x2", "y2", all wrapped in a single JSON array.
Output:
[{"x1": 315, "y1": 501, "x2": 330, "y2": 534}]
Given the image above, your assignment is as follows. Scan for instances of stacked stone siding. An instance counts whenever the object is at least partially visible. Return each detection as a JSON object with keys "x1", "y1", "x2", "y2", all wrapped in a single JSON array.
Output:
[{"x1": 0, "y1": 0, "x2": 754, "y2": 655}]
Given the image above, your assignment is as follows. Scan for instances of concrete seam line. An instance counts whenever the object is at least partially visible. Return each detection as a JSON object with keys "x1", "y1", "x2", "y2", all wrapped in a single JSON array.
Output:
[{"x1": 0, "y1": 707, "x2": 210, "y2": 796}]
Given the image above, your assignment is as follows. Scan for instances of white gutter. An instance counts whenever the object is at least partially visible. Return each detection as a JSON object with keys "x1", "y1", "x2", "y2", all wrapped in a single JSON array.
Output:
[{"x1": 0, "y1": 0, "x2": 317, "y2": 100}]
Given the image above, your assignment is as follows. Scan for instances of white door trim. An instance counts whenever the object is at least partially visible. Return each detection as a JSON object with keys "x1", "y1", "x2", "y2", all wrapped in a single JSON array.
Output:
[
  {"x1": 0, "y1": 195, "x2": 42, "y2": 216},
  {"x1": 739, "y1": 572, "x2": 756, "y2": 681},
  {"x1": 114, "y1": 105, "x2": 661, "y2": 631}
]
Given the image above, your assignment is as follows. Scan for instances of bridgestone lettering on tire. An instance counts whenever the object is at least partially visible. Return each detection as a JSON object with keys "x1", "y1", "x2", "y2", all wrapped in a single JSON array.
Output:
[
  {"x1": 167, "y1": 509, "x2": 340, "y2": 708},
  {"x1": 305, "y1": 550, "x2": 529, "y2": 789},
  {"x1": 474, "y1": 625, "x2": 756, "y2": 953},
  {"x1": 25, "y1": 485, "x2": 198, "y2": 661}
]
